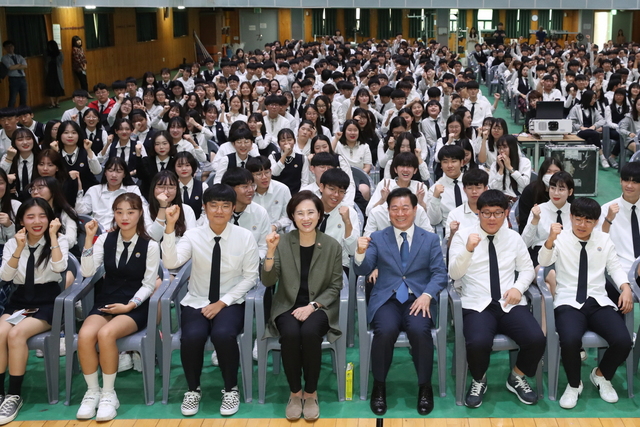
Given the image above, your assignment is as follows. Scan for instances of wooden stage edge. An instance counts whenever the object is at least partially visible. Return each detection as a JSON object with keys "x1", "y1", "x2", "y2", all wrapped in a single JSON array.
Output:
[{"x1": 8, "y1": 418, "x2": 640, "y2": 427}]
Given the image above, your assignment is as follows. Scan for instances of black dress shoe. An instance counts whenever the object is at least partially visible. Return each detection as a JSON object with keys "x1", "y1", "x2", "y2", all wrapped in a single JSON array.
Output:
[
  {"x1": 370, "y1": 381, "x2": 387, "y2": 416},
  {"x1": 417, "y1": 384, "x2": 434, "y2": 415}
]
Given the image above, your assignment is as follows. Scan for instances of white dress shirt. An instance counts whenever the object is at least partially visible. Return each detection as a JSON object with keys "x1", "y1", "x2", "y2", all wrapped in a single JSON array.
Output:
[
  {"x1": 213, "y1": 154, "x2": 252, "y2": 185},
  {"x1": 321, "y1": 202, "x2": 360, "y2": 267},
  {"x1": 464, "y1": 98, "x2": 493, "y2": 128},
  {"x1": 0, "y1": 236, "x2": 69, "y2": 284},
  {"x1": 162, "y1": 223, "x2": 259, "y2": 308},
  {"x1": 147, "y1": 203, "x2": 197, "y2": 242},
  {"x1": 364, "y1": 204, "x2": 433, "y2": 237},
  {"x1": 61, "y1": 107, "x2": 89, "y2": 124},
  {"x1": 538, "y1": 229, "x2": 628, "y2": 310},
  {"x1": 0, "y1": 153, "x2": 34, "y2": 186},
  {"x1": 445, "y1": 201, "x2": 508, "y2": 241},
  {"x1": 522, "y1": 200, "x2": 571, "y2": 249},
  {"x1": 335, "y1": 142, "x2": 372, "y2": 170},
  {"x1": 449, "y1": 224, "x2": 534, "y2": 313},
  {"x1": 75, "y1": 184, "x2": 147, "y2": 231},
  {"x1": 427, "y1": 174, "x2": 467, "y2": 226},
  {"x1": 252, "y1": 180, "x2": 292, "y2": 233},
  {"x1": 0, "y1": 200, "x2": 21, "y2": 245},
  {"x1": 81, "y1": 232, "x2": 160, "y2": 304},
  {"x1": 599, "y1": 195, "x2": 640, "y2": 273},
  {"x1": 229, "y1": 202, "x2": 270, "y2": 260},
  {"x1": 367, "y1": 179, "x2": 427, "y2": 217},
  {"x1": 488, "y1": 157, "x2": 532, "y2": 198}
]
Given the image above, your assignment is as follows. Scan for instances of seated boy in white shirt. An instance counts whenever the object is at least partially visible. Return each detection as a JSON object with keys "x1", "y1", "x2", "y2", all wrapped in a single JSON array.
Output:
[{"x1": 427, "y1": 145, "x2": 467, "y2": 228}]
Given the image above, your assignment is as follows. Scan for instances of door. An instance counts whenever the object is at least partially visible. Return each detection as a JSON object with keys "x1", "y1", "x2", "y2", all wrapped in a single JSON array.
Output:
[{"x1": 239, "y1": 9, "x2": 279, "y2": 53}]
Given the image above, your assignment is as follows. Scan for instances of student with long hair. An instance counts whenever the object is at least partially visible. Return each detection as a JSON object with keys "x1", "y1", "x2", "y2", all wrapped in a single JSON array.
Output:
[
  {"x1": 76, "y1": 193, "x2": 160, "y2": 421},
  {"x1": 81, "y1": 108, "x2": 108, "y2": 155},
  {"x1": 378, "y1": 116, "x2": 407, "y2": 176},
  {"x1": 147, "y1": 170, "x2": 196, "y2": 242},
  {"x1": 352, "y1": 108, "x2": 379, "y2": 165},
  {"x1": 29, "y1": 176, "x2": 80, "y2": 250},
  {"x1": 567, "y1": 90, "x2": 609, "y2": 168},
  {"x1": 269, "y1": 128, "x2": 309, "y2": 195},
  {"x1": 478, "y1": 117, "x2": 508, "y2": 167},
  {"x1": 174, "y1": 152, "x2": 207, "y2": 221},
  {"x1": 41, "y1": 120, "x2": 61, "y2": 150},
  {"x1": 57, "y1": 120, "x2": 101, "y2": 192},
  {"x1": 334, "y1": 119, "x2": 372, "y2": 200},
  {"x1": 1, "y1": 128, "x2": 40, "y2": 200},
  {"x1": 0, "y1": 199, "x2": 67, "y2": 424},
  {"x1": 489, "y1": 135, "x2": 532, "y2": 199}
]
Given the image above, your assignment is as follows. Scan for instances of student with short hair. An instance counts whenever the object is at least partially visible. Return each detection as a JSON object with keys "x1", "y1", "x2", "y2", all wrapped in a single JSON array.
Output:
[
  {"x1": 539, "y1": 197, "x2": 633, "y2": 409},
  {"x1": 162, "y1": 184, "x2": 259, "y2": 417},
  {"x1": 445, "y1": 168, "x2": 494, "y2": 242},
  {"x1": 214, "y1": 128, "x2": 256, "y2": 184},
  {"x1": 246, "y1": 156, "x2": 292, "y2": 233},
  {"x1": 427, "y1": 145, "x2": 467, "y2": 227},
  {"x1": 174, "y1": 152, "x2": 207, "y2": 221},
  {"x1": 449, "y1": 190, "x2": 543, "y2": 408},
  {"x1": 269, "y1": 129, "x2": 309, "y2": 195}
]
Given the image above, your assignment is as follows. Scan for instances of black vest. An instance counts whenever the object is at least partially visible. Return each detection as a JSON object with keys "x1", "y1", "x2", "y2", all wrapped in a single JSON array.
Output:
[
  {"x1": 206, "y1": 122, "x2": 227, "y2": 146},
  {"x1": 273, "y1": 153, "x2": 304, "y2": 195},
  {"x1": 182, "y1": 179, "x2": 204, "y2": 220},
  {"x1": 582, "y1": 110, "x2": 593, "y2": 128},
  {"x1": 141, "y1": 128, "x2": 157, "y2": 156},
  {"x1": 108, "y1": 138, "x2": 138, "y2": 173},
  {"x1": 86, "y1": 129, "x2": 104, "y2": 155},
  {"x1": 102, "y1": 231, "x2": 149, "y2": 300},
  {"x1": 226, "y1": 153, "x2": 252, "y2": 171},
  {"x1": 203, "y1": 69, "x2": 215, "y2": 82},
  {"x1": 518, "y1": 77, "x2": 530, "y2": 95},
  {"x1": 66, "y1": 148, "x2": 99, "y2": 191},
  {"x1": 610, "y1": 104, "x2": 626, "y2": 124}
]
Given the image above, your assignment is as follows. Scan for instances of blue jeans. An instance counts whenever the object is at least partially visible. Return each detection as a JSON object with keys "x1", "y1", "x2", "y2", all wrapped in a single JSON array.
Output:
[{"x1": 8, "y1": 77, "x2": 27, "y2": 107}]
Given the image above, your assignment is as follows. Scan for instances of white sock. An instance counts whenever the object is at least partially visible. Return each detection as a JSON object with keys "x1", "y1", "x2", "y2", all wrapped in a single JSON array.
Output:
[
  {"x1": 84, "y1": 371, "x2": 100, "y2": 392},
  {"x1": 102, "y1": 372, "x2": 117, "y2": 393},
  {"x1": 512, "y1": 369, "x2": 522, "y2": 378}
]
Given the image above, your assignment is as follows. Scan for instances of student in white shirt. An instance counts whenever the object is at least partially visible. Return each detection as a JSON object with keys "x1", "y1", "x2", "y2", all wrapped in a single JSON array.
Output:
[
  {"x1": 539, "y1": 197, "x2": 633, "y2": 409},
  {"x1": 449, "y1": 190, "x2": 543, "y2": 408},
  {"x1": 333, "y1": 120, "x2": 372, "y2": 201},
  {"x1": 81, "y1": 108, "x2": 108, "y2": 155},
  {"x1": 247, "y1": 156, "x2": 292, "y2": 233},
  {"x1": 0, "y1": 128, "x2": 39, "y2": 200},
  {"x1": 427, "y1": 145, "x2": 467, "y2": 227},
  {"x1": 0, "y1": 199, "x2": 68, "y2": 424},
  {"x1": 446, "y1": 168, "x2": 495, "y2": 242},
  {"x1": 76, "y1": 193, "x2": 159, "y2": 421},
  {"x1": 57, "y1": 121, "x2": 102, "y2": 191},
  {"x1": 377, "y1": 117, "x2": 407, "y2": 176},
  {"x1": 489, "y1": 135, "x2": 531, "y2": 199},
  {"x1": 174, "y1": 152, "x2": 208, "y2": 221},
  {"x1": 146, "y1": 171, "x2": 197, "y2": 243},
  {"x1": 61, "y1": 90, "x2": 89, "y2": 124},
  {"x1": 162, "y1": 184, "x2": 259, "y2": 417},
  {"x1": 76, "y1": 157, "x2": 147, "y2": 231},
  {"x1": 167, "y1": 117, "x2": 207, "y2": 163},
  {"x1": 214, "y1": 127, "x2": 256, "y2": 185}
]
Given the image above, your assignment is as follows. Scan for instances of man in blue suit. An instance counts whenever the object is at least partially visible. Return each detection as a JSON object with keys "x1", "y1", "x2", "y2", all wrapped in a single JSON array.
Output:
[{"x1": 354, "y1": 187, "x2": 447, "y2": 416}]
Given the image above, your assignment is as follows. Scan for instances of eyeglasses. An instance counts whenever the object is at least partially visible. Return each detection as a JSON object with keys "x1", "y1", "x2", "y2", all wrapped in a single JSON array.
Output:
[
  {"x1": 479, "y1": 210, "x2": 505, "y2": 219},
  {"x1": 156, "y1": 185, "x2": 177, "y2": 192},
  {"x1": 252, "y1": 171, "x2": 271, "y2": 178},
  {"x1": 28, "y1": 185, "x2": 46, "y2": 194},
  {"x1": 572, "y1": 217, "x2": 596, "y2": 226}
]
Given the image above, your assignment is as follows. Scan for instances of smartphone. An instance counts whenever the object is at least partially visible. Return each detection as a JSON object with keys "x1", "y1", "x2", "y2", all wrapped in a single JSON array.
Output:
[{"x1": 23, "y1": 308, "x2": 39, "y2": 315}]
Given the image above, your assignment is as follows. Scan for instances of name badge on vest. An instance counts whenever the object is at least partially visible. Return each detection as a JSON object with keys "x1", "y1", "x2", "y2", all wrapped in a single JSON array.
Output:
[
  {"x1": 195, "y1": 196, "x2": 199, "y2": 200},
  {"x1": 135, "y1": 252, "x2": 141, "y2": 258},
  {"x1": 294, "y1": 164, "x2": 299, "y2": 168},
  {"x1": 80, "y1": 163, "x2": 85, "y2": 167}
]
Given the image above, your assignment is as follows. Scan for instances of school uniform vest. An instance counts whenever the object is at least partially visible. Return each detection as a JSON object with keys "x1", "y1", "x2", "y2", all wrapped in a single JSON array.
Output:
[
  {"x1": 33, "y1": 122, "x2": 45, "y2": 140},
  {"x1": 108, "y1": 138, "x2": 138, "y2": 173},
  {"x1": 102, "y1": 231, "x2": 148, "y2": 300},
  {"x1": 203, "y1": 70, "x2": 215, "y2": 82},
  {"x1": 517, "y1": 78, "x2": 530, "y2": 95},
  {"x1": 141, "y1": 128, "x2": 157, "y2": 155},
  {"x1": 183, "y1": 179, "x2": 204, "y2": 220},
  {"x1": 226, "y1": 153, "x2": 253, "y2": 171},
  {"x1": 86, "y1": 129, "x2": 104, "y2": 155},
  {"x1": 67, "y1": 148, "x2": 99, "y2": 191},
  {"x1": 610, "y1": 104, "x2": 626, "y2": 124},
  {"x1": 582, "y1": 110, "x2": 593, "y2": 128},
  {"x1": 206, "y1": 122, "x2": 227, "y2": 146},
  {"x1": 273, "y1": 153, "x2": 304, "y2": 194}
]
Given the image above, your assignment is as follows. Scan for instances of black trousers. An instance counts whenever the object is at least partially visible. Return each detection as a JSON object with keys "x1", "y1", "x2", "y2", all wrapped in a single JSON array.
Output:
[
  {"x1": 577, "y1": 129, "x2": 602, "y2": 149},
  {"x1": 555, "y1": 298, "x2": 632, "y2": 388},
  {"x1": 463, "y1": 301, "x2": 546, "y2": 380},
  {"x1": 74, "y1": 70, "x2": 89, "y2": 92},
  {"x1": 275, "y1": 309, "x2": 329, "y2": 393},
  {"x1": 370, "y1": 294, "x2": 435, "y2": 385},
  {"x1": 180, "y1": 303, "x2": 245, "y2": 392},
  {"x1": 609, "y1": 129, "x2": 622, "y2": 156},
  {"x1": 7, "y1": 77, "x2": 27, "y2": 108}
]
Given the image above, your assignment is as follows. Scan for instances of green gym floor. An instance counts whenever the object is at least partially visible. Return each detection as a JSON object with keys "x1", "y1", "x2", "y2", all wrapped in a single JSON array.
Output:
[{"x1": 15, "y1": 86, "x2": 638, "y2": 421}]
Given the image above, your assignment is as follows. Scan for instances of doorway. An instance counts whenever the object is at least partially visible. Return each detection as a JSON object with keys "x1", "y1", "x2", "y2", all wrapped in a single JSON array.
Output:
[
  {"x1": 239, "y1": 9, "x2": 279, "y2": 53},
  {"x1": 593, "y1": 11, "x2": 612, "y2": 48}
]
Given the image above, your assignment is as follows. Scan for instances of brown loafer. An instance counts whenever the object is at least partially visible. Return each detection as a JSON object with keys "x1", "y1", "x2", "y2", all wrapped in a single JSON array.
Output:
[{"x1": 285, "y1": 395, "x2": 303, "y2": 421}]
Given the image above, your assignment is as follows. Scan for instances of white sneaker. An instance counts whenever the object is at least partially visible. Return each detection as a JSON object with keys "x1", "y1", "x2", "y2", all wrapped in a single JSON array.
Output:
[
  {"x1": 59, "y1": 336, "x2": 66, "y2": 357},
  {"x1": 76, "y1": 388, "x2": 101, "y2": 420},
  {"x1": 181, "y1": 389, "x2": 201, "y2": 416},
  {"x1": 600, "y1": 155, "x2": 610, "y2": 169},
  {"x1": 117, "y1": 352, "x2": 132, "y2": 372},
  {"x1": 95, "y1": 390, "x2": 119, "y2": 421},
  {"x1": 132, "y1": 352, "x2": 142, "y2": 372},
  {"x1": 211, "y1": 351, "x2": 219, "y2": 366},
  {"x1": 35, "y1": 349, "x2": 44, "y2": 358},
  {"x1": 220, "y1": 388, "x2": 240, "y2": 416},
  {"x1": 252, "y1": 339, "x2": 258, "y2": 361},
  {"x1": 580, "y1": 349, "x2": 587, "y2": 361},
  {"x1": 559, "y1": 382, "x2": 583, "y2": 409},
  {"x1": 590, "y1": 368, "x2": 618, "y2": 403}
]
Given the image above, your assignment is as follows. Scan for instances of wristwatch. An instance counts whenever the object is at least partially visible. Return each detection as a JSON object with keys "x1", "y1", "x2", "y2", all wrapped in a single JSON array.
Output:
[{"x1": 310, "y1": 302, "x2": 320, "y2": 311}]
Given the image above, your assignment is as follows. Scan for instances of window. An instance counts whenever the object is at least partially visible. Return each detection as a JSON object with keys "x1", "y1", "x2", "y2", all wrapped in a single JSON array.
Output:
[
  {"x1": 136, "y1": 9, "x2": 158, "y2": 42},
  {"x1": 84, "y1": 11, "x2": 114, "y2": 49},
  {"x1": 312, "y1": 9, "x2": 336, "y2": 37},
  {"x1": 477, "y1": 9, "x2": 493, "y2": 31},
  {"x1": 449, "y1": 9, "x2": 458, "y2": 34},
  {"x1": 173, "y1": 8, "x2": 188, "y2": 38},
  {"x1": 409, "y1": 9, "x2": 435, "y2": 40},
  {"x1": 6, "y1": 13, "x2": 48, "y2": 57}
]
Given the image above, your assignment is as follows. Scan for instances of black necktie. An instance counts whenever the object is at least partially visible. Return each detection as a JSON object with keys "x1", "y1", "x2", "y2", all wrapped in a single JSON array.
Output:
[
  {"x1": 159, "y1": 161, "x2": 165, "y2": 171},
  {"x1": 487, "y1": 236, "x2": 501, "y2": 301},
  {"x1": 240, "y1": 161, "x2": 245, "y2": 168},
  {"x1": 24, "y1": 246, "x2": 38, "y2": 300},
  {"x1": 118, "y1": 241, "x2": 131, "y2": 270},
  {"x1": 577, "y1": 241, "x2": 588, "y2": 303},
  {"x1": 66, "y1": 154, "x2": 74, "y2": 165},
  {"x1": 470, "y1": 103, "x2": 476, "y2": 119},
  {"x1": 433, "y1": 120, "x2": 441, "y2": 140},
  {"x1": 556, "y1": 210, "x2": 563, "y2": 226},
  {"x1": 632, "y1": 206, "x2": 640, "y2": 258},
  {"x1": 120, "y1": 146, "x2": 126, "y2": 160},
  {"x1": 319, "y1": 213, "x2": 330, "y2": 232},
  {"x1": 89, "y1": 132, "x2": 95, "y2": 142},
  {"x1": 233, "y1": 212, "x2": 242, "y2": 225},
  {"x1": 21, "y1": 160, "x2": 29, "y2": 192},
  {"x1": 183, "y1": 185, "x2": 189, "y2": 203},
  {"x1": 453, "y1": 179, "x2": 462, "y2": 207},
  {"x1": 379, "y1": 104, "x2": 385, "y2": 113},
  {"x1": 209, "y1": 236, "x2": 221, "y2": 303},
  {"x1": 99, "y1": 104, "x2": 105, "y2": 115}
]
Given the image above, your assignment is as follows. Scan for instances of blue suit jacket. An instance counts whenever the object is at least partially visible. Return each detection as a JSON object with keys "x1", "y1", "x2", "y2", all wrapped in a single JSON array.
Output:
[{"x1": 353, "y1": 225, "x2": 447, "y2": 322}]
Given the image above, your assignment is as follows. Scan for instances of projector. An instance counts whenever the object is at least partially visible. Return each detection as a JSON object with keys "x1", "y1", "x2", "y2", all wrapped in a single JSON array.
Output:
[{"x1": 531, "y1": 119, "x2": 573, "y2": 137}]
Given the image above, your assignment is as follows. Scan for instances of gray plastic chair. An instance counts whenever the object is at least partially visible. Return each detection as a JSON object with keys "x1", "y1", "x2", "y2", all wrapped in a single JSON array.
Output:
[
  {"x1": 23, "y1": 254, "x2": 82, "y2": 404},
  {"x1": 159, "y1": 260, "x2": 254, "y2": 404},
  {"x1": 538, "y1": 269, "x2": 635, "y2": 400},
  {"x1": 351, "y1": 166, "x2": 374, "y2": 193},
  {"x1": 625, "y1": 256, "x2": 640, "y2": 374},
  {"x1": 255, "y1": 273, "x2": 349, "y2": 404},
  {"x1": 64, "y1": 261, "x2": 170, "y2": 406},
  {"x1": 450, "y1": 279, "x2": 544, "y2": 406},
  {"x1": 357, "y1": 276, "x2": 448, "y2": 400}
]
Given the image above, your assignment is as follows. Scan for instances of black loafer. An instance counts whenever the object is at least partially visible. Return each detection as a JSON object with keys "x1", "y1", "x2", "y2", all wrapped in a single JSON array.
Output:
[
  {"x1": 370, "y1": 381, "x2": 387, "y2": 416},
  {"x1": 417, "y1": 384, "x2": 434, "y2": 415}
]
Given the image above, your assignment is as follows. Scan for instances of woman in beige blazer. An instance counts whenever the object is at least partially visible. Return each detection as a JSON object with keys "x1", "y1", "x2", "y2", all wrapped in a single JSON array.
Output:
[{"x1": 262, "y1": 190, "x2": 343, "y2": 422}]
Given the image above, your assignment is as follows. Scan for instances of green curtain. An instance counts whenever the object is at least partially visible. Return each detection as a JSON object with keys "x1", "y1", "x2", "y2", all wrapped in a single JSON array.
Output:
[
  {"x1": 425, "y1": 12, "x2": 435, "y2": 40},
  {"x1": 136, "y1": 11, "x2": 158, "y2": 42},
  {"x1": 519, "y1": 10, "x2": 531, "y2": 38},
  {"x1": 505, "y1": 10, "x2": 518, "y2": 38},
  {"x1": 550, "y1": 10, "x2": 563, "y2": 31},
  {"x1": 312, "y1": 9, "x2": 323, "y2": 36},
  {"x1": 538, "y1": 9, "x2": 550, "y2": 31},
  {"x1": 457, "y1": 9, "x2": 467, "y2": 33},
  {"x1": 409, "y1": 9, "x2": 421, "y2": 39},
  {"x1": 492, "y1": 10, "x2": 501, "y2": 29},
  {"x1": 359, "y1": 9, "x2": 370, "y2": 37},
  {"x1": 85, "y1": 13, "x2": 112, "y2": 49},
  {"x1": 325, "y1": 9, "x2": 337, "y2": 36},
  {"x1": 390, "y1": 9, "x2": 403, "y2": 36},
  {"x1": 173, "y1": 9, "x2": 188, "y2": 38},
  {"x1": 472, "y1": 9, "x2": 478, "y2": 32},
  {"x1": 6, "y1": 14, "x2": 47, "y2": 57},
  {"x1": 344, "y1": 9, "x2": 357, "y2": 37},
  {"x1": 378, "y1": 9, "x2": 390, "y2": 40}
]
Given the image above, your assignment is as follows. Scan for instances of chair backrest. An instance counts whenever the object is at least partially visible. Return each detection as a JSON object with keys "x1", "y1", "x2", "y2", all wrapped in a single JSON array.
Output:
[
  {"x1": 351, "y1": 166, "x2": 374, "y2": 190},
  {"x1": 76, "y1": 215, "x2": 104, "y2": 250},
  {"x1": 630, "y1": 151, "x2": 640, "y2": 163}
]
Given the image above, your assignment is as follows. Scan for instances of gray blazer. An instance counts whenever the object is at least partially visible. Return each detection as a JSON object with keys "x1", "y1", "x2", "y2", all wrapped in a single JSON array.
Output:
[{"x1": 261, "y1": 230, "x2": 343, "y2": 343}]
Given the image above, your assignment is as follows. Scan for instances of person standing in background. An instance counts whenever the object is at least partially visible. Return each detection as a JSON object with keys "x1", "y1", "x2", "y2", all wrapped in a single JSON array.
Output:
[
  {"x1": 1, "y1": 41, "x2": 28, "y2": 108},
  {"x1": 44, "y1": 40, "x2": 65, "y2": 109},
  {"x1": 72, "y1": 36, "x2": 90, "y2": 95}
]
